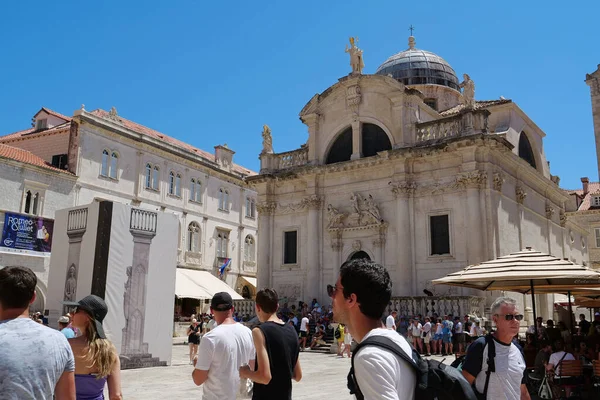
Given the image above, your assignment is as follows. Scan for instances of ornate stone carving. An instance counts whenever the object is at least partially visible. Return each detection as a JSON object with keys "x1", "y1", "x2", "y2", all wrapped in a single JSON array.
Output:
[
  {"x1": 256, "y1": 202, "x2": 277, "y2": 215},
  {"x1": 515, "y1": 185, "x2": 527, "y2": 204},
  {"x1": 352, "y1": 240, "x2": 361, "y2": 252},
  {"x1": 260, "y1": 124, "x2": 273, "y2": 155},
  {"x1": 107, "y1": 106, "x2": 121, "y2": 122},
  {"x1": 545, "y1": 203, "x2": 555, "y2": 220},
  {"x1": 346, "y1": 85, "x2": 362, "y2": 115},
  {"x1": 327, "y1": 193, "x2": 385, "y2": 231},
  {"x1": 389, "y1": 181, "x2": 417, "y2": 198},
  {"x1": 302, "y1": 195, "x2": 323, "y2": 210},
  {"x1": 330, "y1": 229, "x2": 344, "y2": 251},
  {"x1": 559, "y1": 209, "x2": 567, "y2": 227},
  {"x1": 493, "y1": 172, "x2": 505, "y2": 192},
  {"x1": 277, "y1": 284, "x2": 301, "y2": 303},
  {"x1": 459, "y1": 73, "x2": 475, "y2": 109},
  {"x1": 64, "y1": 264, "x2": 77, "y2": 304},
  {"x1": 327, "y1": 204, "x2": 347, "y2": 228},
  {"x1": 345, "y1": 37, "x2": 364, "y2": 75},
  {"x1": 373, "y1": 237, "x2": 386, "y2": 247},
  {"x1": 454, "y1": 171, "x2": 487, "y2": 189},
  {"x1": 278, "y1": 195, "x2": 322, "y2": 214}
]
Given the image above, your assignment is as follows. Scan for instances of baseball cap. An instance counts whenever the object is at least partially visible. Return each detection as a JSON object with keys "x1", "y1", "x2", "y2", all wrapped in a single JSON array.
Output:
[
  {"x1": 58, "y1": 316, "x2": 70, "y2": 324},
  {"x1": 211, "y1": 292, "x2": 233, "y2": 311},
  {"x1": 595, "y1": 312, "x2": 600, "y2": 316},
  {"x1": 63, "y1": 295, "x2": 108, "y2": 339}
]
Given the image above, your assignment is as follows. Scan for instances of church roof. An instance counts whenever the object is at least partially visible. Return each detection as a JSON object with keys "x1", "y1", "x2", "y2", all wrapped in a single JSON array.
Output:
[
  {"x1": 375, "y1": 37, "x2": 459, "y2": 91},
  {"x1": 439, "y1": 99, "x2": 513, "y2": 117},
  {"x1": 0, "y1": 143, "x2": 72, "y2": 174}
]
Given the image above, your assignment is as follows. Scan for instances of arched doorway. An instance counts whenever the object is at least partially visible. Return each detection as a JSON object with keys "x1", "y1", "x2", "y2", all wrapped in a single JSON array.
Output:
[
  {"x1": 325, "y1": 127, "x2": 352, "y2": 164},
  {"x1": 349, "y1": 251, "x2": 371, "y2": 261}
]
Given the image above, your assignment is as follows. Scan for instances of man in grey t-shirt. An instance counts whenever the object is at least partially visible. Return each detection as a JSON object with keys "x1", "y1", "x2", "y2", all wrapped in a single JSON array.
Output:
[{"x1": 0, "y1": 266, "x2": 75, "y2": 400}]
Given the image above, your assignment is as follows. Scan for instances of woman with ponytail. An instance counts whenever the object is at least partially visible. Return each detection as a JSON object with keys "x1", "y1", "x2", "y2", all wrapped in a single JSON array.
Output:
[{"x1": 64, "y1": 295, "x2": 122, "y2": 400}]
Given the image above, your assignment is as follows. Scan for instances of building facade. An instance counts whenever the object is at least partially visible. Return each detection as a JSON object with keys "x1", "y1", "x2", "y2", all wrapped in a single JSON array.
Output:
[
  {"x1": 0, "y1": 107, "x2": 258, "y2": 310},
  {"x1": 249, "y1": 36, "x2": 588, "y2": 320}
]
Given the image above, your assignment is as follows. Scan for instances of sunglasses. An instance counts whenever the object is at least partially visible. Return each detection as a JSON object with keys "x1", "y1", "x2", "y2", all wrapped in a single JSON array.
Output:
[
  {"x1": 327, "y1": 284, "x2": 338, "y2": 298},
  {"x1": 495, "y1": 313, "x2": 524, "y2": 321}
]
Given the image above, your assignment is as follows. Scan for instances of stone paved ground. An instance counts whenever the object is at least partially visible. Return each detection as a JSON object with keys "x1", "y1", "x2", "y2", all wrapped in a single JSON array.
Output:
[{"x1": 108, "y1": 343, "x2": 455, "y2": 399}]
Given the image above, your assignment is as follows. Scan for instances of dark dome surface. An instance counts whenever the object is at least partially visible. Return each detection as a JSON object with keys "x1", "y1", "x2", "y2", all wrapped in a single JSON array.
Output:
[{"x1": 375, "y1": 40, "x2": 459, "y2": 91}]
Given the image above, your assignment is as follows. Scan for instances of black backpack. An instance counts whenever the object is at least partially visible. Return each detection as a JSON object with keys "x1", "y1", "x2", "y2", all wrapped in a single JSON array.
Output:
[{"x1": 348, "y1": 335, "x2": 477, "y2": 400}]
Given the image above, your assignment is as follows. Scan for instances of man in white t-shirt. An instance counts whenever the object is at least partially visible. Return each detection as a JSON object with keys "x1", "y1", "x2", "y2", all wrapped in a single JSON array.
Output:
[
  {"x1": 462, "y1": 296, "x2": 530, "y2": 400},
  {"x1": 422, "y1": 317, "x2": 432, "y2": 356},
  {"x1": 299, "y1": 315, "x2": 309, "y2": 351},
  {"x1": 329, "y1": 259, "x2": 415, "y2": 400},
  {"x1": 385, "y1": 310, "x2": 397, "y2": 330},
  {"x1": 193, "y1": 292, "x2": 255, "y2": 400}
]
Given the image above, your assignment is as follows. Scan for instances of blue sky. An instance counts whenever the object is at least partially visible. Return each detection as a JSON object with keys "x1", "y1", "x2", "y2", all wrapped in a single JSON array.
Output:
[{"x1": 1, "y1": 1, "x2": 598, "y2": 188}]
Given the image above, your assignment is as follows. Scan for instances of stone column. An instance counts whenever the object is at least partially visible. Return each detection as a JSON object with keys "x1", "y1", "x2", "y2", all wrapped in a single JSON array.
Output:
[
  {"x1": 330, "y1": 229, "x2": 343, "y2": 282},
  {"x1": 121, "y1": 209, "x2": 157, "y2": 355},
  {"x1": 390, "y1": 182, "x2": 415, "y2": 295},
  {"x1": 256, "y1": 202, "x2": 276, "y2": 289},
  {"x1": 350, "y1": 119, "x2": 362, "y2": 160},
  {"x1": 585, "y1": 65, "x2": 600, "y2": 180},
  {"x1": 62, "y1": 208, "x2": 88, "y2": 315},
  {"x1": 305, "y1": 195, "x2": 322, "y2": 302},
  {"x1": 302, "y1": 113, "x2": 319, "y2": 164}
]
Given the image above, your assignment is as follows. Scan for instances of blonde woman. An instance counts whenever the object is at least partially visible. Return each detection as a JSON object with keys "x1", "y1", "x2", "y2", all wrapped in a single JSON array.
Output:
[
  {"x1": 187, "y1": 318, "x2": 201, "y2": 364},
  {"x1": 64, "y1": 295, "x2": 122, "y2": 400}
]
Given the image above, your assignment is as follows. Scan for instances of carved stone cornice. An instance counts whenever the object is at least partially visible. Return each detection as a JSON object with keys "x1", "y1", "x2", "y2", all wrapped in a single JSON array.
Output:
[
  {"x1": 493, "y1": 172, "x2": 505, "y2": 192},
  {"x1": 389, "y1": 181, "x2": 417, "y2": 198},
  {"x1": 277, "y1": 195, "x2": 323, "y2": 214},
  {"x1": 559, "y1": 209, "x2": 567, "y2": 227},
  {"x1": 256, "y1": 201, "x2": 277, "y2": 215},
  {"x1": 515, "y1": 185, "x2": 527, "y2": 204},
  {"x1": 417, "y1": 179, "x2": 452, "y2": 196},
  {"x1": 303, "y1": 195, "x2": 323, "y2": 210},
  {"x1": 545, "y1": 203, "x2": 555, "y2": 220},
  {"x1": 454, "y1": 171, "x2": 487, "y2": 189}
]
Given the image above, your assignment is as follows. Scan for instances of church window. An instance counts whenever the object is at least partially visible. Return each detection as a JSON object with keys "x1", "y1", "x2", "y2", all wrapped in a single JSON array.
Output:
[
  {"x1": 216, "y1": 230, "x2": 229, "y2": 258},
  {"x1": 592, "y1": 196, "x2": 600, "y2": 208},
  {"x1": 325, "y1": 127, "x2": 352, "y2": 165},
  {"x1": 518, "y1": 133, "x2": 537, "y2": 170},
  {"x1": 424, "y1": 98, "x2": 437, "y2": 111},
  {"x1": 187, "y1": 222, "x2": 201, "y2": 252},
  {"x1": 100, "y1": 150, "x2": 109, "y2": 177},
  {"x1": 283, "y1": 230, "x2": 298, "y2": 264},
  {"x1": 244, "y1": 235, "x2": 255, "y2": 262},
  {"x1": 430, "y1": 214, "x2": 450, "y2": 255},
  {"x1": 595, "y1": 228, "x2": 600, "y2": 248},
  {"x1": 362, "y1": 123, "x2": 392, "y2": 158}
]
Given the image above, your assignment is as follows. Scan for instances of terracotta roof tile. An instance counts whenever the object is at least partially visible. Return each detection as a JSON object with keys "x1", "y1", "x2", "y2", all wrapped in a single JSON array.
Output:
[
  {"x1": 38, "y1": 107, "x2": 72, "y2": 122},
  {"x1": 439, "y1": 99, "x2": 512, "y2": 117},
  {"x1": 568, "y1": 182, "x2": 600, "y2": 211},
  {"x1": 0, "y1": 143, "x2": 72, "y2": 174},
  {"x1": 0, "y1": 123, "x2": 71, "y2": 142},
  {"x1": 89, "y1": 109, "x2": 256, "y2": 177}
]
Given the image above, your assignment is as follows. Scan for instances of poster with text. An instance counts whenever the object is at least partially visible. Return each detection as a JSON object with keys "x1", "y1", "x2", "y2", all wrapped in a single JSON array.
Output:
[{"x1": 1, "y1": 212, "x2": 54, "y2": 254}]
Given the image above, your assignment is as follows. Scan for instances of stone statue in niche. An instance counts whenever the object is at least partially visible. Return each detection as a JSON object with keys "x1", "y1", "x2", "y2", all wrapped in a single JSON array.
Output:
[
  {"x1": 459, "y1": 74, "x2": 475, "y2": 109},
  {"x1": 123, "y1": 266, "x2": 132, "y2": 325},
  {"x1": 261, "y1": 125, "x2": 273, "y2": 154},
  {"x1": 345, "y1": 37, "x2": 364, "y2": 75},
  {"x1": 64, "y1": 264, "x2": 77, "y2": 302}
]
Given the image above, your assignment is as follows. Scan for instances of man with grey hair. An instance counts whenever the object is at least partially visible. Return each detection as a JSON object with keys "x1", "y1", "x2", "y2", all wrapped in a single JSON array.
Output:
[{"x1": 462, "y1": 297, "x2": 530, "y2": 400}]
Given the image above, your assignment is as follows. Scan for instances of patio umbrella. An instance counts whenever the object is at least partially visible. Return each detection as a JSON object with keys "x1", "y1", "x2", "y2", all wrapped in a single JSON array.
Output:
[{"x1": 432, "y1": 248, "x2": 600, "y2": 336}]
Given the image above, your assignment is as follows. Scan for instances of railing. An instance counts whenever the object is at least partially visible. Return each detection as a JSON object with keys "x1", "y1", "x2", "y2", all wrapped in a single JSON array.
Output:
[
  {"x1": 233, "y1": 300, "x2": 256, "y2": 318},
  {"x1": 384, "y1": 296, "x2": 485, "y2": 318},
  {"x1": 130, "y1": 208, "x2": 157, "y2": 233},
  {"x1": 416, "y1": 109, "x2": 489, "y2": 144},
  {"x1": 67, "y1": 208, "x2": 88, "y2": 233},
  {"x1": 276, "y1": 146, "x2": 309, "y2": 169}
]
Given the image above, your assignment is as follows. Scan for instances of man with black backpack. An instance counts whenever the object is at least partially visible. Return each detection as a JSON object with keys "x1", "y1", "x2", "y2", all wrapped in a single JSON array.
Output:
[
  {"x1": 462, "y1": 296, "x2": 531, "y2": 400},
  {"x1": 329, "y1": 259, "x2": 476, "y2": 400}
]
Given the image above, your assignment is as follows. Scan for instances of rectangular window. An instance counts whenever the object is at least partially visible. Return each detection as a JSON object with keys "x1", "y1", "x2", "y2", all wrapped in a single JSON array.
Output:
[
  {"x1": 430, "y1": 215, "x2": 450, "y2": 255},
  {"x1": 595, "y1": 228, "x2": 600, "y2": 248},
  {"x1": 51, "y1": 154, "x2": 68, "y2": 169},
  {"x1": 593, "y1": 196, "x2": 600, "y2": 207},
  {"x1": 283, "y1": 230, "x2": 298, "y2": 264},
  {"x1": 36, "y1": 119, "x2": 47, "y2": 130}
]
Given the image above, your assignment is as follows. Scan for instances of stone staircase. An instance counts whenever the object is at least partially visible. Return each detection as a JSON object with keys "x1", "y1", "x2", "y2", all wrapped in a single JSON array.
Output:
[{"x1": 120, "y1": 353, "x2": 167, "y2": 369}]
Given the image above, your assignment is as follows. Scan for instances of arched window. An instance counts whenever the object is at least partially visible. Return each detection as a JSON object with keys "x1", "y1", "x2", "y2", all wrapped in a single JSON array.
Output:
[
  {"x1": 218, "y1": 188, "x2": 224, "y2": 210},
  {"x1": 110, "y1": 152, "x2": 119, "y2": 179},
  {"x1": 244, "y1": 235, "x2": 255, "y2": 262},
  {"x1": 152, "y1": 166, "x2": 160, "y2": 190},
  {"x1": 24, "y1": 190, "x2": 32, "y2": 214},
  {"x1": 169, "y1": 172, "x2": 175, "y2": 195},
  {"x1": 101, "y1": 150, "x2": 109, "y2": 176},
  {"x1": 175, "y1": 174, "x2": 182, "y2": 197},
  {"x1": 518, "y1": 132, "x2": 537, "y2": 169},
  {"x1": 216, "y1": 230, "x2": 229, "y2": 258},
  {"x1": 145, "y1": 164, "x2": 152, "y2": 188},
  {"x1": 362, "y1": 123, "x2": 392, "y2": 158},
  {"x1": 190, "y1": 179, "x2": 201, "y2": 203},
  {"x1": 190, "y1": 179, "x2": 196, "y2": 201},
  {"x1": 326, "y1": 127, "x2": 353, "y2": 164},
  {"x1": 32, "y1": 192, "x2": 39, "y2": 215},
  {"x1": 224, "y1": 190, "x2": 230, "y2": 211},
  {"x1": 187, "y1": 222, "x2": 201, "y2": 253},
  {"x1": 245, "y1": 197, "x2": 251, "y2": 216}
]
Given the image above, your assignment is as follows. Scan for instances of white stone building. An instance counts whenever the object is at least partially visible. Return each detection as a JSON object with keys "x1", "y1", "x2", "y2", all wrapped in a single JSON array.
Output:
[
  {"x1": 0, "y1": 107, "x2": 258, "y2": 311},
  {"x1": 248, "y1": 36, "x2": 588, "y2": 320}
]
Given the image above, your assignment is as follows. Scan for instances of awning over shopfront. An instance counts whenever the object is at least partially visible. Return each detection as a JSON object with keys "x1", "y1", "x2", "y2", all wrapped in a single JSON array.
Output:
[
  {"x1": 239, "y1": 276, "x2": 257, "y2": 289},
  {"x1": 175, "y1": 269, "x2": 243, "y2": 300}
]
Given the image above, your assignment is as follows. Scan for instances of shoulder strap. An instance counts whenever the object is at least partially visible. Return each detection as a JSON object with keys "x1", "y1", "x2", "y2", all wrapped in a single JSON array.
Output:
[
  {"x1": 482, "y1": 334, "x2": 496, "y2": 398},
  {"x1": 350, "y1": 336, "x2": 418, "y2": 397},
  {"x1": 554, "y1": 352, "x2": 568, "y2": 371}
]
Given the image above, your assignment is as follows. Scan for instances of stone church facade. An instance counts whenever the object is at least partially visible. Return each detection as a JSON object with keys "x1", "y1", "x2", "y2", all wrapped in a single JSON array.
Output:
[{"x1": 248, "y1": 36, "x2": 588, "y2": 318}]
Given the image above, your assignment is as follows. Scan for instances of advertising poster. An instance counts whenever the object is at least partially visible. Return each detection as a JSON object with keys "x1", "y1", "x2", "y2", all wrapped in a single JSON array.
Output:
[{"x1": 0, "y1": 212, "x2": 54, "y2": 254}]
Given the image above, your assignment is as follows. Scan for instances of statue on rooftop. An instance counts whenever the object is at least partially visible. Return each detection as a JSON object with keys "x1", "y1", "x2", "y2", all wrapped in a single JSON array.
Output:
[
  {"x1": 459, "y1": 74, "x2": 475, "y2": 109},
  {"x1": 345, "y1": 37, "x2": 364, "y2": 75},
  {"x1": 261, "y1": 124, "x2": 273, "y2": 154}
]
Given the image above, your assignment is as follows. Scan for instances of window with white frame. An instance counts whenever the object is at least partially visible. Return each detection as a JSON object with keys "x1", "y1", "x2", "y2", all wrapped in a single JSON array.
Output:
[
  {"x1": 592, "y1": 196, "x2": 600, "y2": 207},
  {"x1": 595, "y1": 228, "x2": 600, "y2": 248},
  {"x1": 175, "y1": 173, "x2": 182, "y2": 197},
  {"x1": 145, "y1": 164, "x2": 152, "y2": 188},
  {"x1": 101, "y1": 150, "x2": 109, "y2": 177},
  {"x1": 216, "y1": 230, "x2": 229, "y2": 258},
  {"x1": 218, "y1": 188, "x2": 230, "y2": 211},
  {"x1": 244, "y1": 235, "x2": 255, "y2": 262},
  {"x1": 187, "y1": 222, "x2": 201, "y2": 253},
  {"x1": 245, "y1": 197, "x2": 256, "y2": 218},
  {"x1": 190, "y1": 179, "x2": 202, "y2": 203},
  {"x1": 152, "y1": 166, "x2": 160, "y2": 190}
]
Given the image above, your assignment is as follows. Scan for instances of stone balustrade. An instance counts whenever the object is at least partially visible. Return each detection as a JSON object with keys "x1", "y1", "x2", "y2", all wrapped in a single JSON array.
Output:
[
  {"x1": 385, "y1": 296, "x2": 485, "y2": 318},
  {"x1": 260, "y1": 146, "x2": 309, "y2": 172},
  {"x1": 416, "y1": 109, "x2": 490, "y2": 144},
  {"x1": 233, "y1": 299, "x2": 256, "y2": 318}
]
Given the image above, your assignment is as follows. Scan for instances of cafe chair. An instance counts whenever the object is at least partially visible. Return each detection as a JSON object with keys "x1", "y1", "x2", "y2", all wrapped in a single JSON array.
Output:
[
  {"x1": 555, "y1": 359, "x2": 584, "y2": 398},
  {"x1": 593, "y1": 360, "x2": 600, "y2": 396}
]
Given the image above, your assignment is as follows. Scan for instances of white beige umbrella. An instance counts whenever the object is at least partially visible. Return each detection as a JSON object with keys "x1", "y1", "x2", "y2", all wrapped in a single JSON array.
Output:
[{"x1": 432, "y1": 248, "x2": 600, "y2": 332}]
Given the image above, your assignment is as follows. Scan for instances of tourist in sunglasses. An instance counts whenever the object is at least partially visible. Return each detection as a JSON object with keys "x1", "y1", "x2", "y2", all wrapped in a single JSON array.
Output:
[{"x1": 462, "y1": 297, "x2": 530, "y2": 400}]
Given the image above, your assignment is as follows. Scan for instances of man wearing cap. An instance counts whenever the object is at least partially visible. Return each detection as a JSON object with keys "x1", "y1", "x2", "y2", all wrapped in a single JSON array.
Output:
[
  {"x1": 58, "y1": 316, "x2": 76, "y2": 339},
  {"x1": 0, "y1": 266, "x2": 76, "y2": 399},
  {"x1": 193, "y1": 292, "x2": 255, "y2": 400}
]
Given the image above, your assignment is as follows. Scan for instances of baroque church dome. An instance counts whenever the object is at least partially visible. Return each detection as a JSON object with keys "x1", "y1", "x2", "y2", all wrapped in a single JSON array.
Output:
[{"x1": 375, "y1": 36, "x2": 460, "y2": 91}]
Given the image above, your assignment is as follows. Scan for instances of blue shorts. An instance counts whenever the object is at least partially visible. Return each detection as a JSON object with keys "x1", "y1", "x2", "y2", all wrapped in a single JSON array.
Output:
[
  {"x1": 433, "y1": 334, "x2": 442, "y2": 341},
  {"x1": 442, "y1": 334, "x2": 452, "y2": 343}
]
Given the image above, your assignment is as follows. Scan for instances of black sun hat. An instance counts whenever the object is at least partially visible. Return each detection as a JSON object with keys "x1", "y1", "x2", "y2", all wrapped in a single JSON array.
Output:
[{"x1": 63, "y1": 295, "x2": 108, "y2": 339}]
